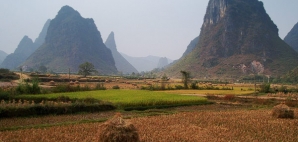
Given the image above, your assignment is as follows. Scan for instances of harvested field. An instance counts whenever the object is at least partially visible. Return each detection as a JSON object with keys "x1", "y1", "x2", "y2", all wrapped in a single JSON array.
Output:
[{"x1": 1, "y1": 106, "x2": 298, "y2": 142}]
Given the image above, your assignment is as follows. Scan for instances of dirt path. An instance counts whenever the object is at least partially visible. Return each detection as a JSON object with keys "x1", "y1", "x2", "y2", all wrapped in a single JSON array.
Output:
[
  {"x1": 181, "y1": 93, "x2": 293, "y2": 101},
  {"x1": 15, "y1": 72, "x2": 31, "y2": 82}
]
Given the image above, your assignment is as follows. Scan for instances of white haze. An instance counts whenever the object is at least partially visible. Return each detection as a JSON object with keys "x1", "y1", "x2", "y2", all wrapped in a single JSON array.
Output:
[{"x1": 0, "y1": 0, "x2": 297, "y2": 60}]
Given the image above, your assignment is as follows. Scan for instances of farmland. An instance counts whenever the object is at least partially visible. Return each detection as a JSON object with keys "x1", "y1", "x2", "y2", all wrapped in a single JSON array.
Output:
[
  {"x1": 15, "y1": 90, "x2": 208, "y2": 109},
  {"x1": 1, "y1": 74, "x2": 298, "y2": 141},
  {"x1": 1, "y1": 105, "x2": 298, "y2": 142},
  {"x1": 160, "y1": 88, "x2": 254, "y2": 95}
]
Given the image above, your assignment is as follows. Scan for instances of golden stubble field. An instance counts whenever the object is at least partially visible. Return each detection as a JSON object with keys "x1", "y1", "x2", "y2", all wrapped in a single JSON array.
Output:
[{"x1": 1, "y1": 105, "x2": 298, "y2": 142}]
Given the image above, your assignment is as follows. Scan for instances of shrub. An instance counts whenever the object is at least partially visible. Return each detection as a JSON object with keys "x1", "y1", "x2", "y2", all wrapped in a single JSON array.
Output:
[
  {"x1": 221, "y1": 86, "x2": 233, "y2": 90},
  {"x1": 81, "y1": 85, "x2": 91, "y2": 91},
  {"x1": 82, "y1": 97, "x2": 98, "y2": 104},
  {"x1": 51, "y1": 84, "x2": 90, "y2": 93},
  {"x1": 140, "y1": 85, "x2": 161, "y2": 91},
  {"x1": 166, "y1": 84, "x2": 174, "y2": 90},
  {"x1": 223, "y1": 94, "x2": 235, "y2": 101},
  {"x1": 175, "y1": 85, "x2": 184, "y2": 90},
  {"x1": 0, "y1": 99, "x2": 116, "y2": 118},
  {"x1": 272, "y1": 103, "x2": 294, "y2": 119},
  {"x1": 259, "y1": 83, "x2": 271, "y2": 93},
  {"x1": 0, "y1": 89, "x2": 10, "y2": 100},
  {"x1": 278, "y1": 85, "x2": 288, "y2": 93},
  {"x1": 205, "y1": 94, "x2": 219, "y2": 100},
  {"x1": 112, "y1": 85, "x2": 120, "y2": 89},
  {"x1": 98, "y1": 113, "x2": 140, "y2": 142},
  {"x1": 51, "y1": 84, "x2": 75, "y2": 93},
  {"x1": 95, "y1": 83, "x2": 106, "y2": 90},
  {"x1": 248, "y1": 88, "x2": 253, "y2": 91},
  {"x1": 15, "y1": 79, "x2": 41, "y2": 95},
  {"x1": 56, "y1": 96, "x2": 71, "y2": 102},
  {"x1": 190, "y1": 82, "x2": 199, "y2": 89}
]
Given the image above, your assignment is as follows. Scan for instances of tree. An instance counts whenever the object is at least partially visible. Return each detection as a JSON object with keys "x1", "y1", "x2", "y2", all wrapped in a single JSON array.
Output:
[
  {"x1": 161, "y1": 73, "x2": 168, "y2": 90},
  {"x1": 180, "y1": 70, "x2": 190, "y2": 89},
  {"x1": 78, "y1": 62, "x2": 98, "y2": 77},
  {"x1": 161, "y1": 74, "x2": 168, "y2": 81}
]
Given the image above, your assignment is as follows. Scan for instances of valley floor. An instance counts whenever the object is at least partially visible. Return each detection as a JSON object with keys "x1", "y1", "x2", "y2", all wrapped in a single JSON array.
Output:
[{"x1": 1, "y1": 103, "x2": 298, "y2": 142}]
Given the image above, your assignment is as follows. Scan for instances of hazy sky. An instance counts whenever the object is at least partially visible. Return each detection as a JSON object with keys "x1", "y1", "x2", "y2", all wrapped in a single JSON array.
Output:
[{"x1": 0, "y1": 0, "x2": 297, "y2": 60}]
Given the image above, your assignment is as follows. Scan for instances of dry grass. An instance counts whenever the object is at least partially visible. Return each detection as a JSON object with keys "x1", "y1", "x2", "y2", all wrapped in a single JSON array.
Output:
[
  {"x1": 1, "y1": 108, "x2": 298, "y2": 142},
  {"x1": 161, "y1": 89, "x2": 254, "y2": 95}
]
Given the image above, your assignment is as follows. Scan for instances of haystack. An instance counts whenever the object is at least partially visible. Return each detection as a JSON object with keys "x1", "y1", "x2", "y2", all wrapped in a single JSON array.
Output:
[
  {"x1": 272, "y1": 103, "x2": 294, "y2": 119},
  {"x1": 49, "y1": 80, "x2": 55, "y2": 86},
  {"x1": 69, "y1": 81, "x2": 74, "y2": 85},
  {"x1": 98, "y1": 113, "x2": 140, "y2": 142}
]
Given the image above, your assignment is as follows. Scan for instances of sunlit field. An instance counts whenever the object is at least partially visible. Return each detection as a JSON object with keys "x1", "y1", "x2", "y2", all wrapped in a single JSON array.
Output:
[{"x1": 17, "y1": 90, "x2": 208, "y2": 109}]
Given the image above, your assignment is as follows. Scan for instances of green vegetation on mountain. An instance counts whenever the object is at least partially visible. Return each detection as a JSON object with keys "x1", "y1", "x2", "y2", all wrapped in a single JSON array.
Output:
[
  {"x1": 275, "y1": 66, "x2": 298, "y2": 83},
  {"x1": 284, "y1": 22, "x2": 298, "y2": 52},
  {"x1": 23, "y1": 6, "x2": 117, "y2": 74},
  {"x1": 165, "y1": 0, "x2": 298, "y2": 79},
  {"x1": 104, "y1": 32, "x2": 138, "y2": 74}
]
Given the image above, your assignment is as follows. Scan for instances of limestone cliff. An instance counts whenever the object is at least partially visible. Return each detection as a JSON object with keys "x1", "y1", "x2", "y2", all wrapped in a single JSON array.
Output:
[
  {"x1": 23, "y1": 6, "x2": 117, "y2": 74},
  {"x1": 165, "y1": 0, "x2": 298, "y2": 78},
  {"x1": 105, "y1": 32, "x2": 138, "y2": 74}
]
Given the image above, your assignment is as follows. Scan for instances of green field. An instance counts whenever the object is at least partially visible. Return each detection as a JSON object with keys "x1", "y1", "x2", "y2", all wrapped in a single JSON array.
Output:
[{"x1": 18, "y1": 90, "x2": 208, "y2": 109}]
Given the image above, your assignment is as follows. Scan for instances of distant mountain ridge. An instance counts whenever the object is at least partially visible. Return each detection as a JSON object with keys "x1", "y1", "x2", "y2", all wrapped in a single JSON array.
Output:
[
  {"x1": 0, "y1": 50, "x2": 7, "y2": 65},
  {"x1": 104, "y1": 32, "x2": 138, "y2": 74},
  {"x1": 157, "y1": 57, "x2": 169, "y2": 69},
  {"x1": 121, "y1": 53, "x2": 173, "y2": 72},
  {"x1": 23, "y1": 6, "x2": 117, "y2": 74},
  {"x1": 0, "y1": 20, "x2": 51, "y2": 70},
  {"x1": 284, "y1": 22, "x2": 298, "y2": 52},
  {"x1": 164, "y1": 0, "x2": 298, "y2": 78}
]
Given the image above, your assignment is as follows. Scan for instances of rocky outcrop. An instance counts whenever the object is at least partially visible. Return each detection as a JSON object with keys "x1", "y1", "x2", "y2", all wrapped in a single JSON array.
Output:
[
  {"x1": 165, "y1": 0, "x2": 298, "y2": 78},
  {"x1": 105, "y1": 32, "x2": 138, "y2": 74},
  {"x1": 284, "y1": 22, "x2": 298, "y2": 52},
  {"x1": 23, "y1": 6, "x2": 117, "y2": 74}
]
